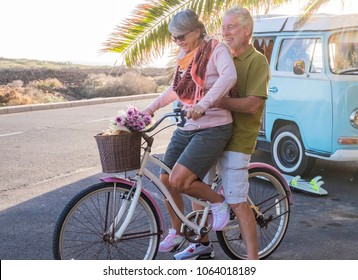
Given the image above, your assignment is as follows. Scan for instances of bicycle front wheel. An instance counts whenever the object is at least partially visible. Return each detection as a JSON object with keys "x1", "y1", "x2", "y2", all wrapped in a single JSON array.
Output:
[
  {"x1": 53, "y1": 182, "x2": 160, "y2": 260},
  {"x1": 217, "y1": 168, "x2": 290, "y2": 259}
]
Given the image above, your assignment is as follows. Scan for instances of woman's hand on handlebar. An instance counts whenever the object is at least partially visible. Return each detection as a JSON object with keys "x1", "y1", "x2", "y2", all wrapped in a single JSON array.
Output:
[
  {"x1": 187, "y1": 105, "x2": 205, "y2": 120},
  {"x1": 142, "y1": 108, "x2": 154, "y2": 117}
]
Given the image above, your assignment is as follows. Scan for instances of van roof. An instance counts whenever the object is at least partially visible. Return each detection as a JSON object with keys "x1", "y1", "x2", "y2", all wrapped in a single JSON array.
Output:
[{"x1": 253, "y1": 14, "x2": 358, "y2": 33}]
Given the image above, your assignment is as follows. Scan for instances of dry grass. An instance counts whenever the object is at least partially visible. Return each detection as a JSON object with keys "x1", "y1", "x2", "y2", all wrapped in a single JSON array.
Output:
[
  {"x1": 0, "y1": 58, "x2": 171, "y2": 106},
  {"x1": 81, "y1": 72, "x2": 157, "y2": 98},
  {"x1": 0, "y1": 78, "x2": 66, "y2": 106}
]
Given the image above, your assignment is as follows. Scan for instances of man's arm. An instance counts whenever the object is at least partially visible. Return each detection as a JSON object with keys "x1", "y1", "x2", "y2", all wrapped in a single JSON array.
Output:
[{"x1": 216, "y1": 95, "x2": 264, "y2": 115}]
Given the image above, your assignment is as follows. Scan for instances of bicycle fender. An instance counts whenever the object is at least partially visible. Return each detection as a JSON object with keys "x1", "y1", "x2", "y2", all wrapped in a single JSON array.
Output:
[
  {"x1": 249, "y1": 163, "x2": 293, "y2": 204},
  {"x1": 101, "y1": 176, "x2": 136, "y2": 186},
  {"x1": 100, "y1": 177, "x2": 164, "y2": 232}
]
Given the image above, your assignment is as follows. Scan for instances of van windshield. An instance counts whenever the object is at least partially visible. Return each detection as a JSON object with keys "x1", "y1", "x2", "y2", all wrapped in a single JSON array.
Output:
[{"x1": 329, "y1": 30, "x2": 358, "y2": 75}]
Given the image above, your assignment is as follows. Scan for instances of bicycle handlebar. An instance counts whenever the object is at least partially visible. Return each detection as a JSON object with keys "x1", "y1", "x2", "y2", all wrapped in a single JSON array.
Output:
[{"x1": 142, "y1": 109, "x2": 186, "y2": 133}]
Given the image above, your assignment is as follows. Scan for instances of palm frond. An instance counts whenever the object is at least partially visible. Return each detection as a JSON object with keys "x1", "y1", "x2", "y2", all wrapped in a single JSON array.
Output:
[
  {"x1": 294, "y1": 0, "x2": 330, "y2": 28},
  {"x1": 102, "y1": 0, "x2": 192, "y2": 67},
  {"x1": 102, "y1": 0, "x2": 298, "y2": 67}
]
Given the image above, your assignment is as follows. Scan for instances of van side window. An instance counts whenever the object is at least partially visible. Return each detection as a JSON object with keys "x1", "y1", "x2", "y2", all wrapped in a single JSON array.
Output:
[
  {"x1": 253, "y1": 38, "x2": 275, "y2": 63},
  {"x1": 329, "y1": 31, "x2": 358, "y2": 74},
  {"x1": 277, "y1": 38, "x2": 322, "y2": 73}
]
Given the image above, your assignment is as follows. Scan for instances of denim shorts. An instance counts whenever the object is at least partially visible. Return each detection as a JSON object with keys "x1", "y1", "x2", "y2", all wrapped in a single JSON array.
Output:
[{"x1": 160, "y1": 123, "x2": 232, "y2": 181}]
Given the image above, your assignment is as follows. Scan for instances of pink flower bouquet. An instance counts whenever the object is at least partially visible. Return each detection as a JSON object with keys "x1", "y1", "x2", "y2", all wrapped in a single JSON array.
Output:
[{"x1": 104, "y1": 106, "x2": 152, "y2": 135}]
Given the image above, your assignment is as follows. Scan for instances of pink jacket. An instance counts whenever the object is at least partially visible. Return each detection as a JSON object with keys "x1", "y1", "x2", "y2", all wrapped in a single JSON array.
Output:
[{"x1": 146, "y1": 42, "x2": 236, "y2": 130}]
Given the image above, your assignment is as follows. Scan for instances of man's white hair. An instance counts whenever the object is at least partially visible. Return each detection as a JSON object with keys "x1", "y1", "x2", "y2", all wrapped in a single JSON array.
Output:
[{"x1": 224, "y1": 6, "x2": 254, "y2": 37}]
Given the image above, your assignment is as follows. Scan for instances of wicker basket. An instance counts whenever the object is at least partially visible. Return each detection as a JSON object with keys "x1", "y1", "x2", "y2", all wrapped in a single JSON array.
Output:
[{"x1": 94, "y1": 131, "x2": 141, "y2": 173}]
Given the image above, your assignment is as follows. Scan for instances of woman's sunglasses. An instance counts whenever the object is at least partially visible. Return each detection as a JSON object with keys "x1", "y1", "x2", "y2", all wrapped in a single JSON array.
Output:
[{"x1": 171, "y1": 30, "x2": 193, "y2": 42}]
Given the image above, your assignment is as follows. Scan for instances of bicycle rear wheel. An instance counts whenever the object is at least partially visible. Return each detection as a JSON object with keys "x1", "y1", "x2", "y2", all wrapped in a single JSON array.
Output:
[
  {"x1": 217, "y1": 167, "x2": 290, "y2": 259},
  {"x1": 53, "y1": 182, "x2": 160, "y2": 260}
]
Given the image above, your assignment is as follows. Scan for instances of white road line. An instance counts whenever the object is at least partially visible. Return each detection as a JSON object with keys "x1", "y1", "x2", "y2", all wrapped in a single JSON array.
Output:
[
  {"x1": 31, "y1": 166, "x2": 100, "y2": 186},
  {"x1": 0, "y1": 131, "x2": 24, "y2": 137},
  {"x1": 86, "y1": 118, "x2": 111, "y2": 123}
]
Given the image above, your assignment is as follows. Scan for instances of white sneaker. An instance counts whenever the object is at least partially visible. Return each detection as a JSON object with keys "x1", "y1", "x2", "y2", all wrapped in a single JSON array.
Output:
[
  {"x1": 211, "y1": 201, "x2": 230, "y2": 231},
  {"x1": 158, "y1": 229, "x2": 185, "y2": 252},
  {"x1": 174, "y1": 243, "x2": 215, "y2": 260}
]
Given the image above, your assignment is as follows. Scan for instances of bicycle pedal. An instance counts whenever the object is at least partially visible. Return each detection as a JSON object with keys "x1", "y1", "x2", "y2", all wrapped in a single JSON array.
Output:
[
  {"x1": 170, "y1": 238, "x2": 186, "y2": 253},
  {"x1": 169, "y1": 245, "x2": 181, "y2": 253},
  {"x1": 230, "y1": 209, "x2": 236, "y2": 220},
  {"x1": 197, "y1": 252, "x2": 215, "y2": 260}
]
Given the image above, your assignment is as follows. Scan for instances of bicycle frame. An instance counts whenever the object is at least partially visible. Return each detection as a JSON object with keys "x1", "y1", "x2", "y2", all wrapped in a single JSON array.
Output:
[
  {"x1": 102, "y1": 157, "x2": 292, "y2": 242},
  {"x1": 100, "y1": 110, "x2": 293, "y2": 242},
  {"x1": 101, "y1": 156, "x2": 212, "y2": 241},
  {"x1": 101, "y1": 112, "x2": 215, "y2": 241}
]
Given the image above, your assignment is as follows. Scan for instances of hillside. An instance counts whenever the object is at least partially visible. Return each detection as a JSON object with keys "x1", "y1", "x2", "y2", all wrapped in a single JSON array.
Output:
[{"x1": 0, "y1": 58, "x2": 170, "y2": 106}]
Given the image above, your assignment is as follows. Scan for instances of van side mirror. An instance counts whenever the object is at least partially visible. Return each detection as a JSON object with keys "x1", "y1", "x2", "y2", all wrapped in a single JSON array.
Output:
[{"x1": 293, "y1": 60, "x2": 305, "y2": 75}]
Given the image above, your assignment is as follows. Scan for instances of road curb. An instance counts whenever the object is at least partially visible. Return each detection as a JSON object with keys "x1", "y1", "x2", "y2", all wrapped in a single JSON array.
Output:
[{"x1": 0, "y1": 93, "x2": 160, "y2": 115}]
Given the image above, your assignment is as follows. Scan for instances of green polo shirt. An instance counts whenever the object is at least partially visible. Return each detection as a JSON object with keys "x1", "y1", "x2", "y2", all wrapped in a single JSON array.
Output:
[{"x1": 225, "y1": 45, "x2": 270, "y2": 154}]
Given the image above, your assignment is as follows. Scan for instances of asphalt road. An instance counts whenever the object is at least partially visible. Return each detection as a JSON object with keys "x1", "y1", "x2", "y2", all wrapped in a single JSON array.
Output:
[{"x1": 0, "y1": 96, "x2": 357, "y2": 260}]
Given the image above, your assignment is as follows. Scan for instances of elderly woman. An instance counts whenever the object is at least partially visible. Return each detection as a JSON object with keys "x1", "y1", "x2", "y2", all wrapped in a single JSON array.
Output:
[{"x1": 143, "y1": 9, "x2": 237, "y2": 254}]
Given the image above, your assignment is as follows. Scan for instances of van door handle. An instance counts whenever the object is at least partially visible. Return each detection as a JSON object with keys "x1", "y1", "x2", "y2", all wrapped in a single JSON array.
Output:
[{"x1": 269, "y1": 87, "x2": 278, "y2": 93}]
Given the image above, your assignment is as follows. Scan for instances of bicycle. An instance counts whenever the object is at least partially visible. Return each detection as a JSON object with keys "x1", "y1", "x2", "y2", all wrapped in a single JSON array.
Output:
[{"x1": 53, "y1": 109, "x2": 292, "y2": 260}]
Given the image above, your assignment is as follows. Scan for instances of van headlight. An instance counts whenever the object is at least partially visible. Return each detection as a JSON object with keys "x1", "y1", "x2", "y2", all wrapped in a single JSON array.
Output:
[{"x1": 350, "y1": 109, "x2": 358, "y2": 129}]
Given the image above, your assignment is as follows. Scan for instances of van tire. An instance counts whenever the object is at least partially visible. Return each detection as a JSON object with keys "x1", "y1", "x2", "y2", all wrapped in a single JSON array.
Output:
[{"x1": 271, "y1": 125, "x2": 315, "y2": 176}]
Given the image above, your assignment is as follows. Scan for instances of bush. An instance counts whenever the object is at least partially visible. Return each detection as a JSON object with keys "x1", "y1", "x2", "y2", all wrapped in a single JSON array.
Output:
[
  {"x1": 80, "y1": 71, "x2": 157, "y2": 99},
  {"x1": 0, "y1": 86, "x2": 32, "y2": 106},
  {"x1": 29, "y1": 78, "x2": 64, "y2": 91},
  {"x1": 0, "y1": 78, "x2": 66, "y2": 106},
  {"x1": 153, "y1": 75, "x2": 171, "y2": 92},
  {"x1": 7, "y1": 80, "x2": 24, "y2": 88},
  {"x1": 119, "y1": 71, "x2": 157, "y2": 95},
  {"x1": 156, "y1": 85, "x2": 168, "y2": 93},
  {"x1": 24, "y1": 87, "x2": 66, "y2": 104}
]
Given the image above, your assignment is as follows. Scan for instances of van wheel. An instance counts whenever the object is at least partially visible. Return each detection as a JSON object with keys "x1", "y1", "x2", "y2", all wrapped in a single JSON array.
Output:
[{"x1": 271, "y1": 125, "x2": 315, "y2": 176}]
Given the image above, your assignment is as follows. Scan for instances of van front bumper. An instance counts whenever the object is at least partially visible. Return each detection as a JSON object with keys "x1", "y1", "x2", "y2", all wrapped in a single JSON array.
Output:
[{"x1": 329, "y1": 149, "x2": 358, "y2": 161}]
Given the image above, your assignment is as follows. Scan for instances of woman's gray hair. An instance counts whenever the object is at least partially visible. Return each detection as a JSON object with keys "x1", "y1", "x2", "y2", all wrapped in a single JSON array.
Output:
[
  {"x1": 168, "y1": 9, "x2": 206, "y2": 36},
  {"x1": 224, "y1": 6, "x2": 254, "y2": 37}
]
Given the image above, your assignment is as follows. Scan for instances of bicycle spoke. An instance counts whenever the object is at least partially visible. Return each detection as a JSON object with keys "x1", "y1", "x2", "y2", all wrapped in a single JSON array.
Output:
[
  {"x1": 216, "y1": 169, "x2": 290, "y2": 259},
  {"x1": 54, "y1": 183, "x2": 159, "y2": 260}
]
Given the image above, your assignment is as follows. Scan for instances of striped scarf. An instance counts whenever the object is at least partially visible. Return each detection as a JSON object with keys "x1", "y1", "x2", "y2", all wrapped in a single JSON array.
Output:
[{"x1": 173, "y1": 37, "x2": 218, "y2": 105}]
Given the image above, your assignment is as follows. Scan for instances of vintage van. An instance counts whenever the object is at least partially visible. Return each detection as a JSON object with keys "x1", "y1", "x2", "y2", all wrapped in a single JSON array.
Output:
[{"x1": 252, "y1": 14, "x2": 358, "y2": 176}]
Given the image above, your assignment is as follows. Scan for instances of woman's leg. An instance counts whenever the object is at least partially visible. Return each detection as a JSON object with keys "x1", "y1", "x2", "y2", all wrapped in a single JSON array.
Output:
[
  {"x1": 158, "y1": 172, "x2": 186, "y2": 252},
  {"x1": 159, "y1": 124, "x2": 232, "y2": 251},
  {"x1": 169, "y1": 163, "x2": 224, "y2": 204},
  {"x1": 160, "y1": 173, "x2": 184, "y2": 234}
]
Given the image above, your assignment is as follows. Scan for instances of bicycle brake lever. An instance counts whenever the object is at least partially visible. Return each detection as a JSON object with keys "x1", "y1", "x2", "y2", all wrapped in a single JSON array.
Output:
[{"x1": 177, "y1": 110, "x2": 187, "y2": 127}]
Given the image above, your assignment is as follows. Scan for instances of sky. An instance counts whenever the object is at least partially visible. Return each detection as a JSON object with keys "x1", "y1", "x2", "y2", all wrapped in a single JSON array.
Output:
[
  {"x1": 0, "y1": 0, "x2": 143, "y2": 66},
  {"x1": 0, "y1": 0, "x2": 357, "y2": 67}
]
